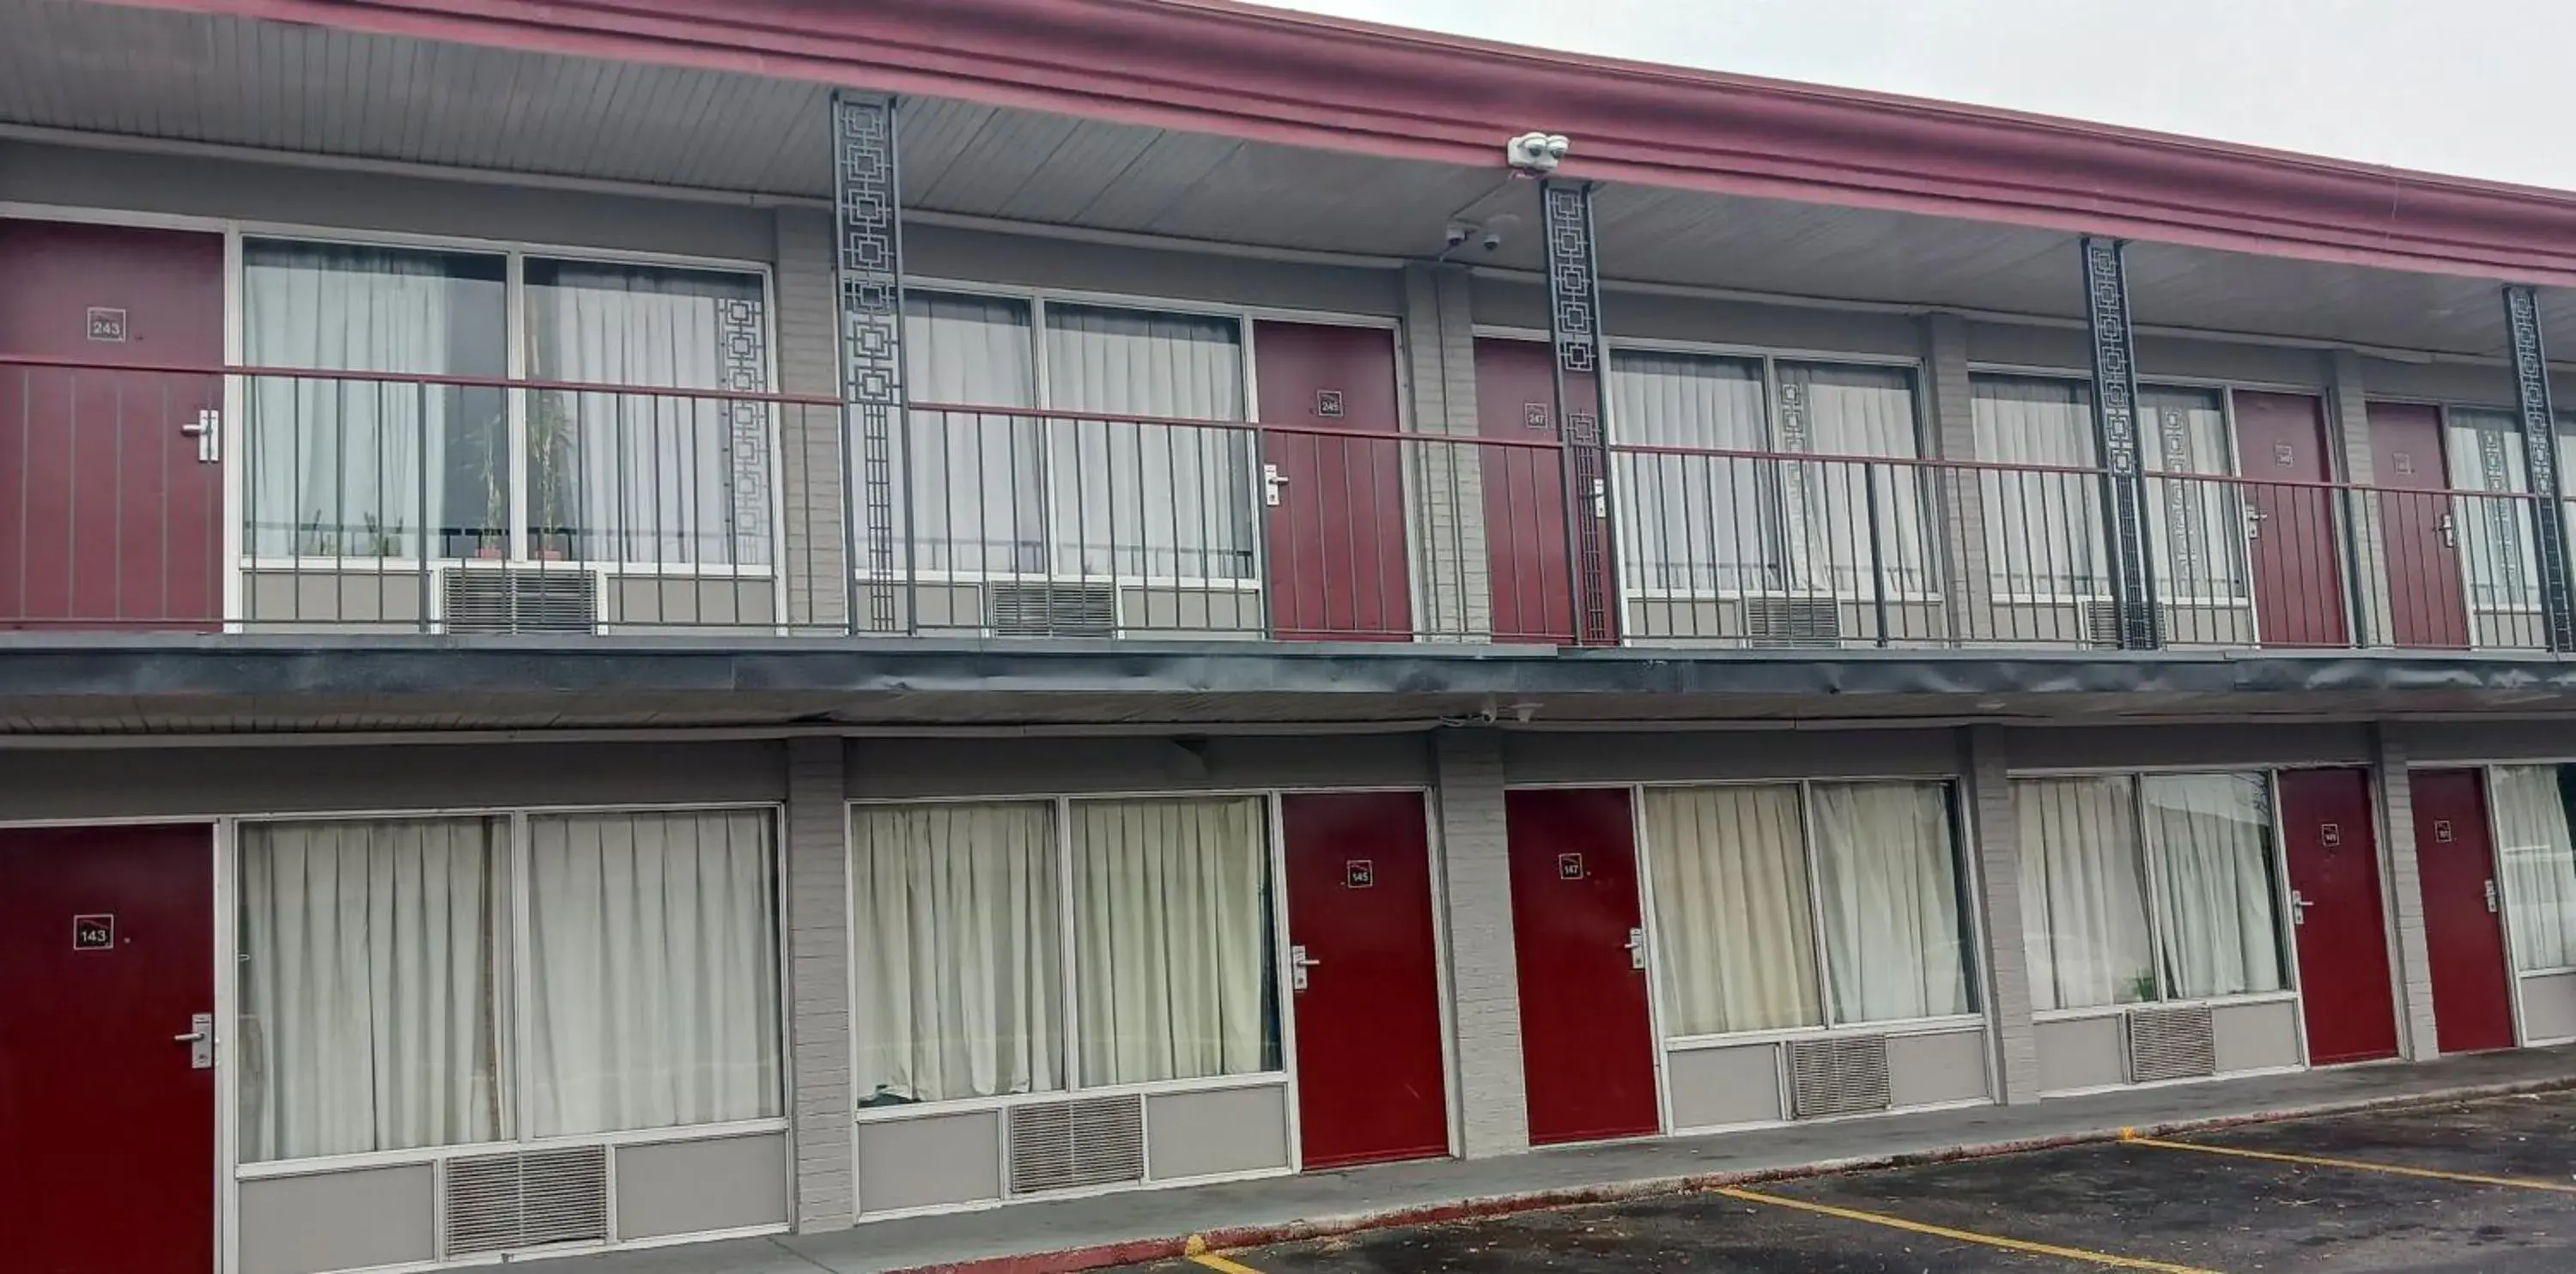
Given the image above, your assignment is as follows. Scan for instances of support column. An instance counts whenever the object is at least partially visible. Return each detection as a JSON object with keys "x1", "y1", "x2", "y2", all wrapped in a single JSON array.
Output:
[
  {"x1": 775, "y1": 206, "x2": 851, "y2": 633},
  {"x1": 2081, "y1": 238, "x2": 2158, "y2": 649},
  {"x1": 2503, "y1": 285, "x2": 2576, "y2": 652},
  {"x1": 1403, "y1": 262, "x2": 1492, "y2": 640},
  {"x1": 2327, "y1": 351, "x2": 2397, "y2": 647},
  {"x1": 1965, "y1": 726, "x2": 2041, "y2": 1103},
  {"x1": 834, "y1": 92, "x2": 908, "y2": 635},
  {"x1": 784, "y1": 737, "x2": 855, "y2": 1229},
  {"x1": 2372, "y1": 725, "x2": 2443, "y2": 1061},
  {"x1": 1923, "y1": 312, "x2": 1993, "y2": 642},
  {"x1": 1540, "y1": 180, "x2": 1619, "y2": 646},
  {"x1": 1434, "y1": 727, "x2": 1528, "y2": 1156}
]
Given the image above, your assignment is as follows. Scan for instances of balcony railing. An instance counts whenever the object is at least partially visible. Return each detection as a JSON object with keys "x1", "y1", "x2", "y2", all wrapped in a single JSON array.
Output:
[{"x1": 4, "y1": 354, "x2": 2572, "y2": 654}]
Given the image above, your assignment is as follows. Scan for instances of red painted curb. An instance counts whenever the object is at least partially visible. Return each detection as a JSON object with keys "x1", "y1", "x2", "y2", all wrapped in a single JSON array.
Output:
[{"x1": 882, "y1": 1073, "x2": 2576, "y2": 1273}]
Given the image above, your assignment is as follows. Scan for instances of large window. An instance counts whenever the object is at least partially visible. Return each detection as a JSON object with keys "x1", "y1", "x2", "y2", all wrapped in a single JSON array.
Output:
[
  {"x1": 852, "y1": 795, "x2": 1279, "y2": 1107},
  {"x1": 1613, "y1": 354, "x2": 1931, "y2": 598},
  {"x1": 895, "y1": 292, "x2": 1258, "y2": 582},
  {"x1": 235, "y1": 809, "x2": 781, "y2": 1164},
  {"x1": 243, "y1": 240, "x2": 773, "y2": 567},
  {"x1": 2015, "y1": 772, "x2": 2287, "y2": 1013},
  {"x1": 1968, "y1": 376, "x2": 2245, "y2": 600},
  {"x1": 2488, "y1": 765, "x2": 2576, "y2": 973},
  {"x1": 1643, "y1": 781, "x2": 1976, "y2": 1039}
]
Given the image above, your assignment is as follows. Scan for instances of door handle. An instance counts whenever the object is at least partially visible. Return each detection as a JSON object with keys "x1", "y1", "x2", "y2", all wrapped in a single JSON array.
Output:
[
  {"x1": 2438, "y1": 512, "x2": 2457, "y2": 548},
  {"x1": 1262, "y1": 464, "x2": 1289, "y2": 507},
  {"x1": 180, "y1": 408, "x2": 221, "y2": 464},
  {"x1": 2289, "y1": 890, "x2": 2313, "y2": 927},
  {"x1": 2244, "y1": 507, "x2": 2269, "y2": 542},
  {"x1": 2486, "y1": 878, "x2": 2500, "y2": 914},
  {"x1": 1625, "y1": 926, "x2": 1647, "y2": 971},
  {"x1": 177, "y1": 1012, "x2": 214, "y2": 1069},
  {"x1": 1591, "y1": 476, "x2": 1609, "y2": 520},
  {"x1": 1289, "y1": 943, "x2": 1321, "y2": 992}
]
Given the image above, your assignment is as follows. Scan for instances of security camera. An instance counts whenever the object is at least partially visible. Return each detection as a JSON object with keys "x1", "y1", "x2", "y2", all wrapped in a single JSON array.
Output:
[
  {"x1": 1505, "y1": 131, "x2": 1571, "y2": 174},
  {"x1": 1481, "y1": 231, "x2": 1504, "y2": 252},
  {"x1": 1443, "y1": 221, "x2": 1473, "y2": 248}
]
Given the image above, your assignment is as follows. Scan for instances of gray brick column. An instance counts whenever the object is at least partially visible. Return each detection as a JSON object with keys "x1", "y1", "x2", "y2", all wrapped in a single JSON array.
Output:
[
  {"x1": 1923, "y1": 312, "x2": 1992, "y2": 643},
  {"x1": 2372, "y1": 725, "x2": 2442, "y2": 1060},
  {"x1": 2327, "y1": 350, "x2": 2396, "y2": 647},
  {"x1": 1966, "y1": 726, "x2": 2039, "y2": 1103},
  {"x1": 774, "y1": 206, "x2": 849, "y2": 633},
  {"x1": 1435, "y1": 728, "x2": 1528, "y2": 1156},
  {"x1": 784, "y1": 737, "x2": 854, "y2": 1229},
  {"x1": 1404, "y1": 263, "x2": 1491, "y2": 640}
]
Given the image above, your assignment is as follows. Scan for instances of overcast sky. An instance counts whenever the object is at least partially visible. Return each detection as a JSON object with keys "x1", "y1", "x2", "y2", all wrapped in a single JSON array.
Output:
[{"x1": 1254, "y1": 0, "x2": 2573, "y2": 191}]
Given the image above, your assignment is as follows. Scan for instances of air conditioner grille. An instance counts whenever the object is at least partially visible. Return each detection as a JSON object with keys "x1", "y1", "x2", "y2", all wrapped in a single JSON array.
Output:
[
  {"x1": 1005, "y1": 1095, "x2": 1145, "y2": 1194},
  {"x1": 444, "y1": 568, "x2": 598, "y2": 635},
  {"x1": 442, "y1": 1146, "x2": 610, "y2": 1258},
  {"x1": 1787, "y1": 1035, "x2": 1893, "y2": 1119},
  {"x1": 2126, "y1": 1004, "x2": 2218, "y2": 1083},
  {"x1": 1743, "y1": 596, "x2": 1843, "y2": 646},
  {"x1": 988, "y1": 582, "x2": 1118, "y2": 638}
]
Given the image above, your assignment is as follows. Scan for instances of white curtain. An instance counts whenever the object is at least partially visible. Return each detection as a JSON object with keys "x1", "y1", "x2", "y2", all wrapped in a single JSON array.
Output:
[
  {"x1": 1609, "y1": 351, "x2": 1770, "y2": 593},
  {"x1": 526, "y1": 262, "x2": 772, "y2": 567},
  {"x1": 2493, "y1": 765, "x2": 2576, "y2": 971},
  {"x1": 1044, "y1": 305, "x2": 1255, "y2": 579},
  {"x1": 1972, "y1": 375, "x2": 2105, "y2": 597},
  {"x1": 1813, "y1": 781, "x2": 1973, "y2": 1023},
  {"x1": 1072, "y1": 797, "x2": 1273, "y2": 1084},
  {"x1": 1643, "y1": 786, "x2": 1822, "y2": 1035},
  {"x1": 900, "y1": 293, "x2": 1043, "y2": 575},
  {"x1": 2445, "y1": 409, "x2": 2540, "y2": 610},
  {"x1": 2142, "y1": 773, "x2": 2284, "y2": 998},
  {"x1": 1777, "y1": 363, "x2": 1930, "y2": 596},
  {"x1": 2137, "y1": 388, "x2": 2247, "y2": 602},
  {"x1": 243, "y1": 244, "x2": 470, "y2": 559},
  {"x1": 2015, "y1": 776, "x2": 2156, "y2": 1011},
  {"x1": 852, "y1": 802, "x2": 1062, "y2": 1105},
  {"x1": 236, "y1": 818, "x2": 509, "y2": 1162},
  {"x1": 527, "y1": 810, "x2": 781, "y2": 1136}
]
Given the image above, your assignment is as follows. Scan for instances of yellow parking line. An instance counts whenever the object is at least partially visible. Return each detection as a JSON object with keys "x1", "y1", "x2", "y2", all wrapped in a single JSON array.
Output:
[
  {"x1": 1715, "y1": 1186, "x2": 2222, "y2": 1273},
  {"x1": 1184, "y1": 1234, "x2": 1266, "y2": 1274},
  {"x1": 2121, "y1": 1130, "x2": 2576, "y2": 1194}
]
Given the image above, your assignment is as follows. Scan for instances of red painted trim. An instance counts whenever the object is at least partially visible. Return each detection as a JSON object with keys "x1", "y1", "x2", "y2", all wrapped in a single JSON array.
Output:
[{"x1": 97, "y1": 0, "x2": 2576, "y2": 284}]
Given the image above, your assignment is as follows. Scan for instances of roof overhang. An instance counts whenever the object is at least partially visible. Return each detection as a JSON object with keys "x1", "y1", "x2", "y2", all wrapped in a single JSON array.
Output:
[{"x1": 91, "y1": 0, "x2": 2576, "y2": 286}]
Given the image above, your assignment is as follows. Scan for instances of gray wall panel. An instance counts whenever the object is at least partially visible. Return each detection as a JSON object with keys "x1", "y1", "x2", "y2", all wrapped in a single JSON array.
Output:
[
  {"x1": 237, "y1": 1166, "x2": 434, "y2": 1274},
  {"x1": 2001, "y1": 725, "x2": 2372, "y2": 773},
  {"x1": 2348, "y1": 357, "x2": 2576, "y2": 410},
  {"x1": 2519, "y1": 971, "x2": 2576, "y2": 1042},
  {"x1": 1437, "y1": 728, "x2": 1528, "y2": 1158},
  {"x1": 1145, "y1": 1086, "x2": 1291, "y2": 1180},
  {"x1": 2035, "y1": 1015, "x2": 2125, "y2": 1093},
  {"x1": 909, "y1": 224, "x2": 1401, "y2": 317},
  {"x1": 0, "y1": 741, "x2": 785, "y2": 821},
  {"x1": 616, "y1": 1133, "x2": 791, "y2": 1240},
  {"x1": 855, "y1": 1112, "x2": 1002, "y2": 1214},
  {"x1": 1668, "y1": 1043, "x2": 1783, "y2": 1129},
  {"x1": 2399, "y1": 722, "x2": 2576, "y2": 765},
  {"x1": 846, "y1": 734, "x2": 1433, "y2": 798},
  {"x1": 1471, "y1": 276, "x2": 1923, "y2": 358},
  {"x1": 1886, "y1": 1028, "x2": 1993, "y2": 1108},
  {"x1": 2211, "y1": 1000, "x2": 2305, "y2": 1073},
  {"x1": 1965, "y1": 321, "x2": 2330, "y2": 389},
  {"x1": 785, "y1": 737, "x2": 855, "y2": 1231},
  {"x1": 1502, "y1": 729, "x2": 1962, "y2": 786},
  {"x1": 2, "y1": 142, "x2": 775, "y2": 262}
]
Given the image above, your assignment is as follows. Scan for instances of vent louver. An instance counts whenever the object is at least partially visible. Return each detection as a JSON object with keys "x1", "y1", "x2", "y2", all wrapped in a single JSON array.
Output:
[
  {"x1": 1005, "y1": 1095, "x2": 1145, "y2": 1194},
  {"x1": 442, "y1": 568, "x2": 598, "y2": 635},
  {"x1": 2125, "y1": 1004, "x2": 2218, "y2": 1083},
  {"x1": 987, "y1": 582, "x2": 1118, "y2": 638},
  {"x1": 441, "y1": 1146, "x2": 611, "y2": 1258},
  {"x1": 1786, "y1": 1035, "x2": 1893, "y2": 1119},
  {"x1": 1742, "y1": 596, "x2": 1843, "y2": 646}
]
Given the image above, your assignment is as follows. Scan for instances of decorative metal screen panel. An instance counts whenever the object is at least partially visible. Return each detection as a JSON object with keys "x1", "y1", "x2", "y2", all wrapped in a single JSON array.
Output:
[
  {"x1": 987, "y1": 582, "x2": 1118, "y2": 638},
  {"x1": 835, "y1": 92, "x2": 906, "y2": 634},
  {"x1": 442, "y1": 567, "x2": 598, "y2": 634},
  {"x1": 442, "y1": 1146, "x2": 611, "y2": 1258},
  {"x1": 2503, "y1": 284, "x2": 2576, "y2": 651},
  {"x1": 1742, "y1": 596, "x2": 1844, "y2": 646},
  {"x1": 2081, "y1": 237, "x2": 2157, "y2": 650},
  {"x1": 1787, "y1": 1035, "x2": 1893, "y2": 1119},
  {"x1": 1541, "y1": 178, "x2": 1619, "y2": 646},
  {"x1": 1005, "y1": 1095, "x2": 1146, "y2": 1194},
  {"x1": 2125, "y1": 1004, "x2": 2218, "y2": 1083}
]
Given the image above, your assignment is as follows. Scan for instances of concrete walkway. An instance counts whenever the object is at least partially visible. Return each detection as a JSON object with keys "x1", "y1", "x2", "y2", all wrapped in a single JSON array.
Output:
[{"x1": 568, "y1": 1046, "x2": 2576, "y2": 1274}]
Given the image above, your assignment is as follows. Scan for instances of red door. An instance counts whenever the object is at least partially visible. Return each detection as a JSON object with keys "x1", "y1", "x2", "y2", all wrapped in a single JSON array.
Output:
[
  {"x1": 0, "y1": 220, "x2": 226, "y2": 630},
  {"x1": 2277, "y1": 768, "x2": 2401, "y2": 1065},
  {"x1": 1282, "y1": 791, "x2": 1449, "y2": 1169},
  {"x1": 2230, "y1": 391, "x2": 2348, "y2": 646},
  {"x1": 1255, "y1": 322, "x2": 1410, "y2": 640},
  {"x1": 1504, "y1": 787, "x2": 1658, "y2": 1144},
  {"x1": 2366, "y1": 402, "x2": 2472, "y2": 649},
  {"x1": 1473, "y1": 339, "x2": 1576, "y2": 643},
  {"x1": 2410, "y1": 770, "x2": 2518, "y2": 1054},
  {"x1": 0, "y1": 824, "x2": 216, "y2": 1274}
]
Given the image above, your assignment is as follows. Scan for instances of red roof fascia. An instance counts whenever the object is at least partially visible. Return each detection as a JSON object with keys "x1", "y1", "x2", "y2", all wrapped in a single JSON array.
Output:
[{"x1": 100, "y1": 0, "x2": 2576, "y2": 286}]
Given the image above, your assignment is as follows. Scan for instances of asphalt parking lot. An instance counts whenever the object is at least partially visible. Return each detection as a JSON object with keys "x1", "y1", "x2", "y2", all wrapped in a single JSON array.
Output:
[{"x1": 1130, "y1": 1090, "x2": 2576, "y2": 1273}]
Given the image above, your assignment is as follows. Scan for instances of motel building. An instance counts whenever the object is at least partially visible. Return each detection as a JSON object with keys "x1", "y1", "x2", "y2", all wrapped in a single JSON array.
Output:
[{"x1": 15, "y1": 2, "x2": 2576, "y2": 1272}]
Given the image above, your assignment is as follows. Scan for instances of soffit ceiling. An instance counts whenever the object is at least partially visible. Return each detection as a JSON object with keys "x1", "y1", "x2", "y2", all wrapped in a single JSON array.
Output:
[{"x1": 2, "y1": 0, "x2": 2567, "y2": 357}]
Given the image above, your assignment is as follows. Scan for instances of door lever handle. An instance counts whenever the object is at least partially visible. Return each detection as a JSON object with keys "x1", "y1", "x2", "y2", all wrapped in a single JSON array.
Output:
[{"x1": 173, "y1": 1031, "x2": 206, "y2": 1044}]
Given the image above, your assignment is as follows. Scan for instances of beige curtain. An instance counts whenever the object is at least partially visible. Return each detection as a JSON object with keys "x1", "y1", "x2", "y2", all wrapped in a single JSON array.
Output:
[
  {"x1": 2493, "y1": 765, "x2": 2576, "y2": 970},
  {"x1": 1072, "y1": 796, "x2": 1273, "y2": 1084},
  {"x1": 2142, "y1": 773, "x2": 2284, "y2": 998},
  {"x1": 1812, "y1": 781, "x2": 1973, "y2": 1023},
  {"x1": 852, "y1": 802, "x2": 1063, "y2": 1104},
  {"x1": 1643, "y1": 785, "x2": 1822, "y2": 1035},
  {"x1": 236, "y1": 817, "x2": 510, "y2": 1162},
  {"x1": 2015, "y1": 776, "x2": 2155, "y2": 1011},
  {"x1": 1971, "y1": 374, "x2": 2104, "y2": 598}
]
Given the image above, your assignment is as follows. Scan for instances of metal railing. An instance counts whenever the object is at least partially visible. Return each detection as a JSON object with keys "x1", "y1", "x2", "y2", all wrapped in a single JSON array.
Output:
[{"x1": 6, "y1": 353, "x2": 2573, "y2": 653}]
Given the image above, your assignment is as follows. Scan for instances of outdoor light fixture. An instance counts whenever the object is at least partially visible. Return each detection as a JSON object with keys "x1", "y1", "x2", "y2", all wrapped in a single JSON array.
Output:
[{"x1": 1505, "y1": 130, "x2": 1571, "y2": 174}]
